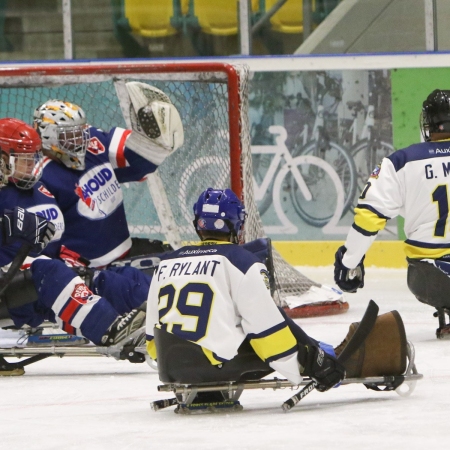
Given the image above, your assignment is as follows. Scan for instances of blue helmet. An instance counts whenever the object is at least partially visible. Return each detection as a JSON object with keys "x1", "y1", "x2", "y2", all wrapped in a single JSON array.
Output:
[{"x1": 193, "y1": 188, "x2": 246, "y2": 241}]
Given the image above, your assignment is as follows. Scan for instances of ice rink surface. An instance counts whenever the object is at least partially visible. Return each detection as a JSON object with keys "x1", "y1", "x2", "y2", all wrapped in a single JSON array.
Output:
[{"x1": 1, "y1": 267, "x2": 446, "y2": 450}]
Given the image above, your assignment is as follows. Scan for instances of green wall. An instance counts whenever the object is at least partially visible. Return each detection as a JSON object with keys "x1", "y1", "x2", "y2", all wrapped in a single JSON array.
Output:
[
  {"x1": 391, "y1": 67, "x2": 450, "y2": 238},
  {"x1": 391, "y1": 67, "x2": 450, "y2": 150}
]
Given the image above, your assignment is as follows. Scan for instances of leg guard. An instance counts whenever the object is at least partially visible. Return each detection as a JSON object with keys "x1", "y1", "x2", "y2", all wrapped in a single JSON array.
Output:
[
  {"x1": 407, "y1": 258, "x2": 450, "y2": 308},
  {"x1": 335, "y1": 311, "x2": 408, "y2": 378},
  {"x1": 0, "y1": 269, "x2": 38, "y2": 321}
]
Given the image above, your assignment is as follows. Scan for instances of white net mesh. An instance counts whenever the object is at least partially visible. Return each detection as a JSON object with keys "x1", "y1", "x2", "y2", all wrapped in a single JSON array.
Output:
[{"x1": 0, "y1": 63, "x2": 325, "y2": 306}]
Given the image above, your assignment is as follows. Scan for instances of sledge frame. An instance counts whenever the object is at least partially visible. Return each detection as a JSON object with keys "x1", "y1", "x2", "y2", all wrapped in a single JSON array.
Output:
[{"x1": 152, "y1": 341, "x2": 423, "y2": 412}]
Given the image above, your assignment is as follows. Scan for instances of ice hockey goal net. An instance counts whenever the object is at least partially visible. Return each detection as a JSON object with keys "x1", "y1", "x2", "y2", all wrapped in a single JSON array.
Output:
[{"x1": 0, "y1": 62, "x2": 343, "y2": 314}]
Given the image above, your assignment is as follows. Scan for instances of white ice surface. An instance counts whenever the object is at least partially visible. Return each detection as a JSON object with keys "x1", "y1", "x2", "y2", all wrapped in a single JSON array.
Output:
[{"x1": 0, "y1": 267, "x2": 446, "y2": 450}]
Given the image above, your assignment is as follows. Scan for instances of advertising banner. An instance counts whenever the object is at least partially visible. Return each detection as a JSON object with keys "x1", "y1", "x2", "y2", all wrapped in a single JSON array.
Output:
[{"x1": 249, "y1": 69, "x2": 396, "y2": 240}]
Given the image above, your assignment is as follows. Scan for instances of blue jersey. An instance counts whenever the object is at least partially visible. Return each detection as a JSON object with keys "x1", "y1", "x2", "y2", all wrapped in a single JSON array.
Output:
[
  {"x1": 40, "y1": 126, "x2": 158, "y2": 267},
  {"x1": 0, "y1": 181, "x2": 64, "y2": 266}
]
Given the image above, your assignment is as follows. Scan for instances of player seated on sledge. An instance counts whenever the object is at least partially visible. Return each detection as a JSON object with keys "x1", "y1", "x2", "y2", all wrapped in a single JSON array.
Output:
[
  {"x1": 0, "y1": 118, "x2": 57, "y2": 263},
  {"x1": 145, "y1": 188, "x2": 408, "y2": 407},
  {"x1": 33, "y1": 81, "x2": 183, "y2": 268},
  {"x1": 0, "y1": 83, "x2": 183, "y2": 358},
  {"x1": 334, "y1": 88, "x2": 450, "y2": 339},
  {"x1": 0, "y1": 120, "x2": 148, "y2": 377}
]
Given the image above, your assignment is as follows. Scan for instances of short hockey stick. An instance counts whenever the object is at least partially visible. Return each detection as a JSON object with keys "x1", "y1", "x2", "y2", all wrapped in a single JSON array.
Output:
[
  {"x1": 281, "y1": 299, "x2": 380, "y2": 411},
  {"x1": 0, "y1": 243, "x2": 32, "y2": 296}
]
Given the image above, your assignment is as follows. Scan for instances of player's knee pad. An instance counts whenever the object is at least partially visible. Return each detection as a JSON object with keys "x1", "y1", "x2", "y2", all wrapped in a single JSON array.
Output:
[
  {"x1": 0, "y1": 269, "x2": 38, "y2": 315},
  {"x1": 407, "y1": 258, "x2": 450, "y2": 308},
  {"x1": 335, "y1": 311, "x2": 407, "y2": 378}
]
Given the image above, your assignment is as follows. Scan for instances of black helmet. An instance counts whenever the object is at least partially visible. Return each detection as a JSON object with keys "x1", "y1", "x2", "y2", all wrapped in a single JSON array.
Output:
[{"x1": 421, "y1": 89, "x2": 450, "y2": 141}]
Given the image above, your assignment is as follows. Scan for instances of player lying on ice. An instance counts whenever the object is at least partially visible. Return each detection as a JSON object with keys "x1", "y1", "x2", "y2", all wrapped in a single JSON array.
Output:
[
  {"x1": 334, "y1": 88, "x2": 450, "y2": 339},
  {"x1": 145, "y1": 188, "x2": 410, "y2": 413},
  {"x1": 33, "y1": 81, "x2": 183, "y2": 268}
]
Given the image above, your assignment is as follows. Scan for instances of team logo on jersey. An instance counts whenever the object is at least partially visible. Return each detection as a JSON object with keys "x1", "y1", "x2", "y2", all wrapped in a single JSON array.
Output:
[
  {"x1": 75, "y1": 163, "x2": 123, "y2": 219},
  {"x1": 27, "y1": 203, "x2": 65, "y2": 241},
  {"x1": 369, "y1": 164, "x2": 381, "y2": 179},
  {"x1": 71, "y1": 283, "x2": 93, "y2": 304},
  {"x1": 38, "y1": 185, "x2": 54, "y2": 198},
  {"x1": 260, "y1": 269, "x2": 271, "y2": 291},
  {"x1": 75, "y1": 183, "x2": 96, "y2": 211},
  {"x1": 87, "y1": 137, "x2": 105, "y2": 155}
]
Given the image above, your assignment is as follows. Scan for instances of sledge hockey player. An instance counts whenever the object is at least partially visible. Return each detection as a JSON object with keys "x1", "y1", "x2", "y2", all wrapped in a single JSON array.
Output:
[
  {"x1": 0, "y1": 120, "x2": 146, "y2": 375},
  {"x1": 0, "y1": 118, "x2": 56, "y2": 259},
  {"x1": 33, "y1": 82, "x2": 184, "y2": 268},
  {"x1": 334, "y1": 88, "x2": 450, "y2": 339},
  {"x1": 146, "y1": 188, "x2": 409, "y2": 412},
  {"x1": 0, "y1": 118, "x2": 58, "y2": 330}
]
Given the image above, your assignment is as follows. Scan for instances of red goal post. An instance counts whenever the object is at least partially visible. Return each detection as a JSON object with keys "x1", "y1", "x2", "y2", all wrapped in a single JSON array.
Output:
[{"x1": 0, "y1": 61, "x2": 346, "y2": 316}]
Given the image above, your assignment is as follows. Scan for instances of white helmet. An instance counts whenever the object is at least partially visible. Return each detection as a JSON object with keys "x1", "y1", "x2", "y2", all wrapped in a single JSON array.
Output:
[{"x1": 33, "y1": 100, "x2": 90, "y2": 170}]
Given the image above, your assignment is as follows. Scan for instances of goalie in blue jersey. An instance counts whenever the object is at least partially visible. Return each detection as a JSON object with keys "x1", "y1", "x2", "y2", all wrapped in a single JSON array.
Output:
[{"x1": 34, "y1": 82, "x2": 184, "y2": 268}]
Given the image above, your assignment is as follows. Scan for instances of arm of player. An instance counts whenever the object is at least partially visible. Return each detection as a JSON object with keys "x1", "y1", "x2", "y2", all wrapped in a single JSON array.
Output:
[
  {"x1": 233, "y1": 262, "x2": 302, "y2": 384},
  {"x1": 335, "y1": 157, "x2": 403, "y2": 291}
]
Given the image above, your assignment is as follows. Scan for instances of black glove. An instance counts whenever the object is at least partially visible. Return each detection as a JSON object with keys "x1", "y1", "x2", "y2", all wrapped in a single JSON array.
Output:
[
  {"x1": 334, "y1": 245, "x2": 365, "y2": 293},
  {"x1": 1, "y1": 207, "x2": 56, "y2": 253},
  {"x1": 299, "y1": 344, "x2": 346, "y2": 392}
]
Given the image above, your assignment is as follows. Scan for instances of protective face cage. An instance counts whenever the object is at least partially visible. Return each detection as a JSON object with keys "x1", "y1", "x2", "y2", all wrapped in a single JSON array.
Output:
[
  {"x1": 0, "y1": 157, "x2": 7, "y2": 188},
  {"x1": 50, "y1": 123, "x2": 90, "y2": 170},
  {"x1": 8, "y1": 150, "x2": 44, "y2": 189}
]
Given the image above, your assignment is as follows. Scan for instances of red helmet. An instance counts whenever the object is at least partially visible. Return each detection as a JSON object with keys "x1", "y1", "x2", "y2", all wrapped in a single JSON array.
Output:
[{"x1": 0, "y1": 118, "x2": 43, "y2": 189}]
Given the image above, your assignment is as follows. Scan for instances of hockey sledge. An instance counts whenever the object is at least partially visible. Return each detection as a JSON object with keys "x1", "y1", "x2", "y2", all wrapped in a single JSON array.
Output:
[
  {"x1": 0, "y1": 324, "x2": 152, "y2": 374},
  {"x1": 152, "y1": 340, "x2": 423, "y2": 414},
  {"x1": 151, "y1": 301, "x2": 422, "y2": 414}
]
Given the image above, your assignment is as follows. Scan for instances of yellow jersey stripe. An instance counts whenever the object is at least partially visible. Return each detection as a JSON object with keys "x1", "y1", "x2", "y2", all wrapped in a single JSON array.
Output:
[
  {"x1": 354, "y1": 207, "x2": 387, "y2": 233},
  {"x1": 201, "y1": 347, "x2": 223, "y2": 365},
  {"x1": 249, "y1": 326, "x2": 297, "y2": 362},
  {"x1": 404, "y1": 243, "x2": 450, "y2": 259},
  {"x1": 146, "y1": 339, "x2": 157, "y2": 360}
]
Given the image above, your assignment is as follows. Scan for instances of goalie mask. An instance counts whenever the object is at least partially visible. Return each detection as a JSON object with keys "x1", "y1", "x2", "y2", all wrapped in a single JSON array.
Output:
[
  {"x1": 0, "y1": 118, "x2": 44, "y2": 189},
  {"x1": 33, "y1": 100, "x2": 90, "y2": 170},
  {"x1": 420, "y1": 89, "x2": 450, "y2": 142},
  {"x1": 193, "y1": 188, "x2": 246, "y2": 243}
]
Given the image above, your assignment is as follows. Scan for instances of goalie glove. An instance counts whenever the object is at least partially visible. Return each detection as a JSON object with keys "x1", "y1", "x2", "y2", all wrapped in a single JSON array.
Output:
[
  {"x1": 334, "y1": 245, "x2": 365, "y2": 293},
  {"x1": 125, "y1": 82, "x2": 184, "y2": 165},
  {"x1": 1, "y1": 207, "x2": 56, "y2": 253}
]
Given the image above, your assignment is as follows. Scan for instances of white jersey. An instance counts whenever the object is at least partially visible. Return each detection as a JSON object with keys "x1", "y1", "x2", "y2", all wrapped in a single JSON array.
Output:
[
  {"x1": 343, "y1": 139, "x2": 450, "y2": 268},
  {"x1": 146, "y1": 240, "x2": 302, "y2": 384}
]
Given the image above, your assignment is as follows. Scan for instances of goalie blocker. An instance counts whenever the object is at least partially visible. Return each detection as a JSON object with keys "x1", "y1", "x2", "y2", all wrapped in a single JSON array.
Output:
[{"x1": 125, "y1": 82, "x2": 184, "y2": 166}]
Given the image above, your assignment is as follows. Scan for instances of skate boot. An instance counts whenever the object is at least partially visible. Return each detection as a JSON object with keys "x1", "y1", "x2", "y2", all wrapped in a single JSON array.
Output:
[
  {"x1": 100, "y1": 308, "x2": 146, "y2": 346},
  {"x1": 434, "y1": 307, "x2": 450, "y2": 339}
]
